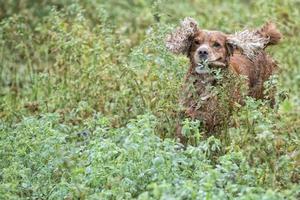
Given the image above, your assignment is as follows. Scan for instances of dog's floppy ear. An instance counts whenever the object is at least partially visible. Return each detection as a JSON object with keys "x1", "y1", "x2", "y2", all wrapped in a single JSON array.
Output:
[
  {"x1": 226, "y1": 29, "x2": 269, "y2": 59},
  {"x1": 225, "y1": 42, "x2": 234, "y2": 57},
  {"x1": 165, "y1": 17, "x2": 198, "y2": 55}
]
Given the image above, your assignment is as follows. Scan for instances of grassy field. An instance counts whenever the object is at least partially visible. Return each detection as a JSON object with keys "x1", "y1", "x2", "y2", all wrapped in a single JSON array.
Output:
[{"x1": 0, "y1": 0, "x2": 300, "y2": 199}]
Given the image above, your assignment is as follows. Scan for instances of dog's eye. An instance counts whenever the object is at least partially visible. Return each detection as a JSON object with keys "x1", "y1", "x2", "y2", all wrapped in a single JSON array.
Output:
[
  {"x1": 194, "y1": 40, "x2": 201, "y2": 45},
  {"x1": 213, "y1": 42, "x2": 221, "y2": 48}
]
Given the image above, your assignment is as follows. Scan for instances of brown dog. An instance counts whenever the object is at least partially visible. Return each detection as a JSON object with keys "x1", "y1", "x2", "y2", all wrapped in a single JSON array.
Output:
[{"x1": 165, "y1": 18, "x2": 282, "y2": 143}]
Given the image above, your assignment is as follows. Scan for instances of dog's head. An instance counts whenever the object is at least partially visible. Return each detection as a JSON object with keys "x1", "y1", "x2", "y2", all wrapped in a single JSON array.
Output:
[
  {"x1": 166, "y1": 18, "x2": 277, "y2": 71},
  {"x1": 190, "y1": 30, "x2": 231, "y2": 68}
]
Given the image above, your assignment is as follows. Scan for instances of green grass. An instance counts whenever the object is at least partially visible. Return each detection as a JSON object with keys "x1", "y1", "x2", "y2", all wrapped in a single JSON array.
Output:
[{"x1": 0, "y1": 0, "x2": 299, "y2": 199}]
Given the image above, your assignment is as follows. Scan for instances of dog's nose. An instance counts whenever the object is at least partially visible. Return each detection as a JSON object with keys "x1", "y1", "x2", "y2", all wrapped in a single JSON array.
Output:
[{"x1": 198, "y1": 47, "x2": 208, "y2": 59}]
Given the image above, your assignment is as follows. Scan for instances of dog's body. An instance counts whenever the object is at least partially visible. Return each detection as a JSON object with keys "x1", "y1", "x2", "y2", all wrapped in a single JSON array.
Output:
[{"x1": 166, "y1": 18, "x2": 282, "y2": 143}]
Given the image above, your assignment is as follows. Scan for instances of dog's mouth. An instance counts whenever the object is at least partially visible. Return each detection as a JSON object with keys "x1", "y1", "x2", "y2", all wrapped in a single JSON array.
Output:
[
  {"x1": 195, "y1": 58, "x2": 226, "y2": 74},
  {"x1": 209, "y1": 60, "x2": 226, "y2": 67},
  {"x1": 195, "y1": 64, "x2": 209, "y2": 74}
]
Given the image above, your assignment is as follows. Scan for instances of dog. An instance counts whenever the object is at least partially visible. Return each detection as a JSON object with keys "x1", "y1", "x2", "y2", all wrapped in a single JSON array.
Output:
[{"x1": 165, "y1": 18, "x2": 282, "y2": 143}]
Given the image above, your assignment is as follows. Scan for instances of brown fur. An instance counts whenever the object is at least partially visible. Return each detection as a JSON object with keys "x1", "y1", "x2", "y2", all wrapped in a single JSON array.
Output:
[
  {"x1": 257, "y1": 22, "x2": 282, "y2": 46},
  {"x1": 166, "y1": 19, "x2": 282, "y2": 143}
]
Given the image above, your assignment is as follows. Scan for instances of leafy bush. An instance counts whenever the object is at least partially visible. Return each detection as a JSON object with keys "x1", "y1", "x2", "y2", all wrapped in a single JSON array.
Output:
[
  {"x1": 0, "y1": 0, "x2": 299, "y2": 199},
  {"x1": 1, "y1": 113, "x2": 299, "y2": 199}
]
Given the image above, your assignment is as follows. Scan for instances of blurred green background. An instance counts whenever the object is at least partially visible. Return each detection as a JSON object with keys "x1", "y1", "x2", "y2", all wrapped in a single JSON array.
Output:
[{"x1": 0, "y1": 0, "x2": 299, "y2": 199}]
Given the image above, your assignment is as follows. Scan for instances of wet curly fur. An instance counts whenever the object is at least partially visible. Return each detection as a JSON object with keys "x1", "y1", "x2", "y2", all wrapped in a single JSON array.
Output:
[{"x1": 166, "y1": 18, "x2": 282, "y2": 144}]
